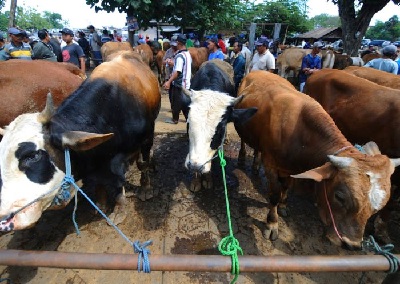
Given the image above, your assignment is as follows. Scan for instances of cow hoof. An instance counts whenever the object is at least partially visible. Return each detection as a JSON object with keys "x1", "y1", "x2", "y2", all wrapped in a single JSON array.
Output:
[
  {"x1": 202, "y1": 178, "x2": 213, "y2": 190},
  {"x1": 135, "y1": 187, "x2": 154, "y2": 201},
  {"x1": 107, "y1": 205, "x2": 127, "y2": 226},
  {"x1": 264, "y1": 223, "x2": 279, "y2": 241},
  {"x1": 190, "y1": 178, "x2": 202, "y2": 192},
  {"x1": 278, "y1": 206, "x2": 290, "y2": 217}
]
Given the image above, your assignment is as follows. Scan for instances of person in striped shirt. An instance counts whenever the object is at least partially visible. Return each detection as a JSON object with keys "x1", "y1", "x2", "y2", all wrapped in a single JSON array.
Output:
[{"x1": 4, "y1": 27, "x2": 32, "y2": 60}]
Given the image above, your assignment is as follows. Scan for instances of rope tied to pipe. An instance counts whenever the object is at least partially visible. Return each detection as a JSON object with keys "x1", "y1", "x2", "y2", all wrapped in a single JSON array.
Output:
[
  {"x1": 217, "y1": 148, "x2": 243, "y2": 284},
  {"x1": 63, "y1": 149, "x2": 153, "y2": 273},
  {"x1": 362, "y1": 235, "x2": 399, "y2": 273},
  {"x1": 134, "y1": 240, "x2": 153, "y2": 273}
]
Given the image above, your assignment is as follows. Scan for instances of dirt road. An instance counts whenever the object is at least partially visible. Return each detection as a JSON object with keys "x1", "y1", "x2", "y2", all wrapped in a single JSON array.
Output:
[{"x1": 0, "y1": 91, "x2": 396, "y2": 284}]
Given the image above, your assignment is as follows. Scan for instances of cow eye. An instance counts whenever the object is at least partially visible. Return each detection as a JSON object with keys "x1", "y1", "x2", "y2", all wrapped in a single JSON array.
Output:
[
  {"x1": 334, "y1": 191, "x2": 346, "y2": 206},
  {"x1": 20, "y1": 151, "x2": 41, "y2": 168}
]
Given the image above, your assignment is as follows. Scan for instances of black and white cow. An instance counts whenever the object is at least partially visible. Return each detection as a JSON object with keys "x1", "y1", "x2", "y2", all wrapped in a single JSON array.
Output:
[
  {"x1": 184, "y1": 60, "x2": 237, "y2": 191},
  {"x1": 0, "y1": 51, "x2": 161, "y2": 231}
]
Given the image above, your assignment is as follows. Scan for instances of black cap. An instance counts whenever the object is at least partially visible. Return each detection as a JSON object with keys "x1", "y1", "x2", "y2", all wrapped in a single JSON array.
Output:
[
  {"x1": 87, "y1": 25, "x2": 95, "y2": 30},
  {"x1": 176, "y1": 34, "x2": 186, "y2": 44},
  {"x1": 208, "y1": 37, "x2": 219, "y2": 48},
  {"x1": 60, "y1": 28, "x2": 74, "y2": 36}
]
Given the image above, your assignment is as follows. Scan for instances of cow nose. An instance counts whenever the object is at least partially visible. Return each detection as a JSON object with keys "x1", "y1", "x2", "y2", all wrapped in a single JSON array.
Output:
[{"x1": 187, "y1": 161, "x2": 203, "y2": 173}]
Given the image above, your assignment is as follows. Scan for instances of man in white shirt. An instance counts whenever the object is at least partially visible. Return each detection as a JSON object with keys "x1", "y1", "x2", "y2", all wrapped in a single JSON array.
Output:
[{"x1": 250, "y1": 37, "x2": 275, "y2": 72}]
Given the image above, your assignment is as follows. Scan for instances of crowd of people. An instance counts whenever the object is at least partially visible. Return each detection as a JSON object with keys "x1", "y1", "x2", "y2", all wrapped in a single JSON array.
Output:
[{"x1": 0, "y1": 25, "x2": 124, "y2": 74}]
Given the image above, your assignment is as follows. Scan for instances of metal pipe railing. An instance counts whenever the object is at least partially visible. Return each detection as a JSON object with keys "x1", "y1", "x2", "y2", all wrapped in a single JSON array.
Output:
[{"x1": 0, "y1": 249, "x2": 397, "y2": 272}]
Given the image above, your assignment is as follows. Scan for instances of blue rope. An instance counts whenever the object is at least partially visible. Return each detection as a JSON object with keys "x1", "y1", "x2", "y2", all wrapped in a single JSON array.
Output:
[
  {"x1": 362, "y1": 235, "x2": 399, "y2": 273},
  {"x1": 134, "y1": 240, "x2": 153, "y2": 273},
  {"x1": 62, "y1": 149, "x2": 153, "y2": 273}
]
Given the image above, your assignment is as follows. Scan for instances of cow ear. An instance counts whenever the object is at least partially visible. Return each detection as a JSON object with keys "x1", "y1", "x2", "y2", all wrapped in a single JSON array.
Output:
[
  {"x1": 362, "y1": 141, "x2": 381, "y2": 156},
  {"x1": 229, "y1": 107, "x2": 257, "y2": 124},
  {"x1": 291, "y1": 163, "x2": 335, "y2": 182},
  {"x1": 38, "y1": 93, "x2": 55, "y2": 124},
  {"x1": 61, "y1": 131, "x2": 114, "y2": 151}
]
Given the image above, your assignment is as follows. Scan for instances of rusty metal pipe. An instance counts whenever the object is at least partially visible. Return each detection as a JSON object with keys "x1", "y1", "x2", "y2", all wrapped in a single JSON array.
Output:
[{"x1": 0, "y1": 249, "x2": 397, "y2": 273}]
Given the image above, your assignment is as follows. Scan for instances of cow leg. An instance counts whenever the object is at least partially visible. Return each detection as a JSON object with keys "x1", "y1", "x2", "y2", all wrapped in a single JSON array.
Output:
[
  {"x1": 238, "y1": 139, "x2": 247, "y2": 167},
  {"x1": 108, "y1": 186, "x2": 127, "y2": 226},
  {"x1": 190, "y1": 172, "x2": 202, "y2": 192},
  {"x1": 136, "y1": 140, "x2": 155, "y2": 201},
  {"x1": 264, "y1": 168, "x2": 282, "y2": 241},
  {"x1": 202, "y1": 172, "x2": 213, "y2": 190},
  {"x1": 252, "y1": 150, "x2": 261, "y2": 175},
  {"x1": 277, "y1": 176, "x2": 291, "y2": 217}
]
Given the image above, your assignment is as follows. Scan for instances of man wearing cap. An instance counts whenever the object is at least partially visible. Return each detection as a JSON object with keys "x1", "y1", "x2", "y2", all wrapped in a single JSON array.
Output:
[
  {"x1": 0, "y1": 33, "x2": 7, "y2": 61},
  {"x1": 60, "y1": 28, "x2": 86, "y2": 73},
  {"x1": 207, "y1": 37, "x2": 224, "y2": 60},
  {"x1": 163, "y1": 34, "x2": 192, "y2": 124},
  {"x1": 32, "y1": 29, "x2": 57, "y2": 62},
  {"x1": 299, "y1": 42, "x2": 323, "y2": 93},
  {"x1": 364, "y1": 44, "x2": 398, "y2": 74},
  {"x1": 249, "y1": 37, "x2": 275, "y2": 72},
  {"x1": 87, "y1": 25, "x2": 102, "y2": 66},
  {"x1": 4, "y1": 27, "x2": 32, "y2": 60}
]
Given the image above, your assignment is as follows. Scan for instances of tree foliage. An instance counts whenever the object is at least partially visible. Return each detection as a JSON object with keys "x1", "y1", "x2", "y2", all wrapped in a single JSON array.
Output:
[
  {"x1": 0, "y1": 5, "x2": 66, "y2": 31},
  {"x1": 330, "y1": 0, "x2": 400, "y2": 56},
  {"x1": 310, "y1": 13, "x2": 341, "y2": 28},
  {"x1": 366, "y1": 15, "x2": 400, "y2": 40}
]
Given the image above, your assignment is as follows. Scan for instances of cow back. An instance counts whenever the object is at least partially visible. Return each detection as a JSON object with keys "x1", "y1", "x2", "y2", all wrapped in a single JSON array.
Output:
[
  {"x1": 134, "y1": 44, "x2": 153, "y2": 67},
  {"x1": 305, "y1": 68, "x2": 400, "y2": 157},
  {"x1": 191, "y1": 60, "x2": 235, "y2": 96},
  {"x1": 0, "y1": 60, "x2": 84, "y2": 127},
  {"x1": 362, "y1": 53, "x2": 381, "y2": 64},
  {"x1": 101, "y1": 41, "x2": 132, "y2": 61},
  {"x1": 344, "y1": 66, "x2": 400, "y2": 89},
  {"x1": 189, "y1": 47, "x2": 209, "y2": 71}
]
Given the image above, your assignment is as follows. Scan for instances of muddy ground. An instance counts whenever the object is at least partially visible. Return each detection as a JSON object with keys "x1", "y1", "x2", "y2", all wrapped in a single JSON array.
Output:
[{"x1": 0, "y1": 94, "x2": 399, "y2": 284}]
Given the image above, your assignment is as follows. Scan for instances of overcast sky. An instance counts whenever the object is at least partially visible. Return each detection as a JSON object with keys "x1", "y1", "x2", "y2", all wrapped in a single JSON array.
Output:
[{"x1": 4, "y1": 0, "x2": 400, "y2": 29}]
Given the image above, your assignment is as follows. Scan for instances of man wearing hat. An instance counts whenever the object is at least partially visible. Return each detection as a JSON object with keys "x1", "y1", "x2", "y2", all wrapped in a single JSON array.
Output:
[
  {"x1": 298, "y1": 42, "x2": 323, "y2": 92},
  {"x1": 364, "y1": 44, "x2": 398, "y2": 74},
  {"x1": 249, "y1": 36, "x2": 275, "y2": 72},
  {"x1": 163, "y1": 34, "x2": 192, "y2": 124},
  {"x1": 207, "y1": 37, "x2": 224, "y2": 60},
  {"x1": 4, "y1": 27, "x2": 32, "y2": 60},
  {"x1": 0, "y1": 33, "x2": 7, "y2": 61},
  {"x1": 87, "y1": 24, "x2": 102, "y2": 66},
  {"x1": 60, "y1": 28, "x2": 86, "y2": 73}
]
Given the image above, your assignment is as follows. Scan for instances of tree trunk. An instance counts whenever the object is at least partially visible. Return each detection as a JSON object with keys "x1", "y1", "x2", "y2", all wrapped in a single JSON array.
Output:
[
  {"x1": 338, "y1": 0, "x2": 391, "y2": 56},
  {"x1": 8, "y1": 0, "x2": 17, "y2": 28}
]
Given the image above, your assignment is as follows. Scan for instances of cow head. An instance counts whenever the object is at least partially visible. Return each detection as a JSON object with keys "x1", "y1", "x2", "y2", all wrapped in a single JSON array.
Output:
[
  {"x1": 184, "y1": 89, "x2": 257, "y2": 173},
  {"x1": 0, "y1": 94, "x2": 113, "y2": 231},
  {"x1": 292, "y1": 142, "x2": 400, "y2": 250}
]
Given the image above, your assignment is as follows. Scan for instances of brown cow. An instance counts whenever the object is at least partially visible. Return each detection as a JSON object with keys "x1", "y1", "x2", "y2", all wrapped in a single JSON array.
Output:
[
  {"x1": 344, "y1": 66, "x2": 400, "y2": 89},
  {"x1": 155, "y1": 49, "x2": 166, "y2": 85},
  {"x1": 189, "y1": 47, "x2": 209, "y2": 73},
  {"x1": 134, "y1": 43, "x2": 153, "y2": 67},
  {"x1": 305, "y1": 68, "x2": 400, "y2": 242},
  {"x1": 0, "y1": 60, "x2": 84, "y2": 128},
  {"x1": 362, "y1": 53, "x2": 381, "y2": 64},
  {"x1": 276, "y1": 48, "x2": 335, "y2": 78},
  {"x1": 100, "y1": 41, "x2": 132, "y2": 61},
  {"x1": 332, "y1": 54, "x2": 352, "y2": 70},
  {"x1": 234, "y1": 71, "x2": 400, "y2": 249}
]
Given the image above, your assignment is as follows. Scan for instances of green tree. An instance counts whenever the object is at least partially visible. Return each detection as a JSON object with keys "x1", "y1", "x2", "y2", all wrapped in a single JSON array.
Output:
[
  {"x1": 330, "y1": 0, "x2": 400, "y2": 56},
  {"x1": 310, "y1": 13, "x2": 341, "y2": 28},
  {"x1": 43, "y1": 11, "x2": 64, "y2": 29},
  {"x1": 366, "y1": 15, "x2": 400, "y2": 41}
]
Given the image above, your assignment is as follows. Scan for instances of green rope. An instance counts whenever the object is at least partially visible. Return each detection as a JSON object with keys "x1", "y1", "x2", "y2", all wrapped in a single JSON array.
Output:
[{"x1": 217, "y1": 148, "x2": 243, "y2": 284}]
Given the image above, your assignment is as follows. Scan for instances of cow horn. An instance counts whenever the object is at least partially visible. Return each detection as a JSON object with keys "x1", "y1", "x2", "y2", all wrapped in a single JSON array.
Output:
[
  {"x1": 182, "y1": 88, "x2": 192, "y2": 98},
  {"x1": 0, "y1": 128, "x2": 4, "y2": 136},
  {"x1": 38, "y1": 93, "x2": 55, "y2": 124},
  {"x1": 327, "y1": 155, "x2": 354, "y2": 169},
  {"x1": 391, "y1": 158, "x2": 400, "y2": 168},
  {"x1": 232, "y1": 95, "x2": 244, "y2": 106}
]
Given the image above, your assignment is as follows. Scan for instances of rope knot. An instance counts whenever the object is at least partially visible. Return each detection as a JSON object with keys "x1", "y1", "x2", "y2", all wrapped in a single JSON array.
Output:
[
  {"x1": 218, "y1": 150, "x2": 227, "y2": 167},
  {"x1": 362, "y1": 235, "x2": 399, "y2": 273},
  {"x1": 133, "y1": 240, "x2": 153, "y2": 273}
]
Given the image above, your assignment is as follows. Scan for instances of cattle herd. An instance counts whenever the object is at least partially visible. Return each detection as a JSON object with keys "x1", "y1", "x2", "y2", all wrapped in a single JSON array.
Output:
[{"x1": 0, "y1": 43, "x2": 399, "y2": 263}]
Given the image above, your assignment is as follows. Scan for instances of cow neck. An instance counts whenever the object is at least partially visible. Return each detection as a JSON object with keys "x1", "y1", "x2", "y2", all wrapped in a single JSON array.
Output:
[{"x1": 332, "y1": 145, "x2": 354, "y2": 156}]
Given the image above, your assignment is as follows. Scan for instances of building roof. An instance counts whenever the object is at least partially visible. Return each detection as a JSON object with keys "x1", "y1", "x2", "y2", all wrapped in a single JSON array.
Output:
[{"x1": 294, "y1": 27, "x2": 342, "y2": 40}]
